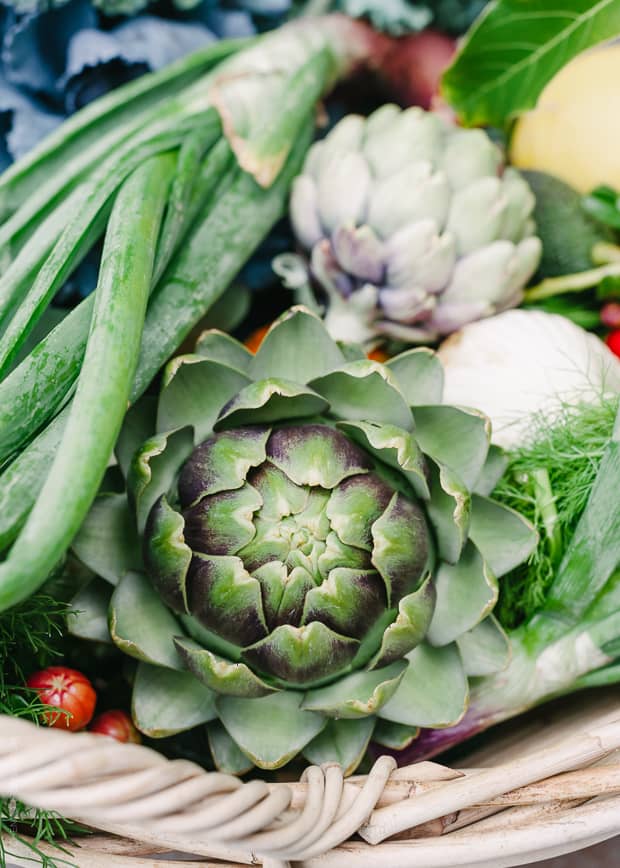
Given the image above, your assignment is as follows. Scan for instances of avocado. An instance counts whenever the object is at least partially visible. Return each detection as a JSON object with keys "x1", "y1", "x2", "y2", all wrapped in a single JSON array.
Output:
[{"x1": 521, "y1": 170, "x2": 615, "y2": 278}]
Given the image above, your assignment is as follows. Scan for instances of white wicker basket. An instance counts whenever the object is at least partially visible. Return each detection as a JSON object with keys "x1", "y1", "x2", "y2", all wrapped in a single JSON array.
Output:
[{"x1": 2, "y1": 691, "x2": 619, "y2": 868}]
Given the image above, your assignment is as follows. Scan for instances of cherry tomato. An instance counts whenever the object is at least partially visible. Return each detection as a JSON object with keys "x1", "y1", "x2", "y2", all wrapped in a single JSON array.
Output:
[
  {"x1": 606, "y1": 329, "x2": 620, "y2": 359},
  {"x1": 601, "y1": 302, "x2": 620, "y2": 330},
  {"x1": 90, "y1": 710, "x2": 141, "y2": 744},
  {"x1": 27, "y1": 666, "x2": 97, "y2": 732}
]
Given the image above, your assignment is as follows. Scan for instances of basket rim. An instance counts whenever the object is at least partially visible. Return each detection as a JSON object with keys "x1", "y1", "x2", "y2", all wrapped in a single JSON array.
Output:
[{"x1": 1, "y1": 693, "x2": 620, "y2": 868}]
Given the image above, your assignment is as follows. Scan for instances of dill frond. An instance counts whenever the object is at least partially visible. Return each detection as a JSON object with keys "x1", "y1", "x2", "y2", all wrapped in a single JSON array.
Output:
[{"x1": 493, "y1": 396, "x2": 619, "y2": 629}]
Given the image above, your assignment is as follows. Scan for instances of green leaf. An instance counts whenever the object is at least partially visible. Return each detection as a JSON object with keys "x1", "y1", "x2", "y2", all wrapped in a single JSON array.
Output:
[
  {"x1": 128, "y1": 427, "x2": 194, "y2": 534},
  {"x1": 426, "y1": 461, "x2": 471, "y2": 564},
  {"x1": 413, "y1": 405, "x2": 490, "y2": 489},
  {"x1": 469, "y1": 494, "x2": 538, "y2": 578},
  {"x1": 133, "y1": 662, "x2": 217, "y2": 738},
  {"x1": 338, "y1": 420, "x2": 430, "y2": 500},
  {"x1": 372, "y1": 719, "x2": 419, "y2": 750},
  {"x1": 457, "y1": 616, "x2": 511, "y2": 677},
  {"x1": 215, "y1": 378, "x2": 328, "y2": 428},
  {"x1": 71, "y1": 493, "x2": 142, "y2": 585},
  {"x1": 174, "y1": 637, "x2": 277, "y2": 698},
  {"x1": 207, "y1": 721, "x2": 255, "y2": 775},
  {"x1": 379, "y1": 643, "x2": 468, "y2": 728},
  {"x1": 194, "y1": 329, "x2": 253, "y2": 372},
  {"x1": 303, "y1": 717, "x2": 375, "y2": 775},
  {"x1": 115, "y1": 396, "x2": 158, "y2": 480},
  {"x1": 251, "y1": 306, "x2": 344, "y2": 383},
  {"x1": 216, "y1": 692, "x2": 326, "y2": 769},
  {"x1": 311, "y1": 361, "x2": 414, "y2": 431},
  {"x1": 386, "y1": 348, "x2": 444, "y2": 406},
  {"x1": 157, "y1": 356, "x2": 250, "y2": 443},
  {"x1": 427, "y1": 541, "x2": 498, "y2": 647},
  {"x1": 442, "y1": 0, "x2": 620, "y2": 128},
  {"x1": 67, "y1": 578, "x2": 113, "y2": 643},
  {"x1": 109, "y1": 571, "x2": 184, "y2": 670},
  {"x1": 302, "y1": 661, "x2": 407, "y2": 719}
]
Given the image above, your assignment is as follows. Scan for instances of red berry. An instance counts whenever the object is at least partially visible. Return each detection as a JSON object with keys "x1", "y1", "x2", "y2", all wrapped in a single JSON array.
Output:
[
  {"x1": 90, "y1": 710, "x2": 141, "y2": 744},
  {"x1": 606, "y1": 329, "x2": 620, "y2": 358},
  {"x1": 27, "y1": 667, "x2": 97, "y2": 732}
]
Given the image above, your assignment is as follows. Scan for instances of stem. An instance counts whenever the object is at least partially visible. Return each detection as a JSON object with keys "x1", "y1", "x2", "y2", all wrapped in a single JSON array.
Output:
[
  {"x1": 531, "y1": 468, "x2": 562, "y2": 566},
  {"x1": 0, "y1": 153, "x2": 175, "y2": 611},
  {"x1": 524, "y1": 263, "x2": 620, "y2": 301}
]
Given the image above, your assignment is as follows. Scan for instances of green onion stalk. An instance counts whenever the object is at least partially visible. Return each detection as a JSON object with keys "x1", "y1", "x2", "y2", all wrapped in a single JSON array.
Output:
[
  {"x1": 0, "y1": 15, "x2": 386, "y2": 611},
  {"x1": 393, "y1": 404, "x2": 620, "y2": 762}
]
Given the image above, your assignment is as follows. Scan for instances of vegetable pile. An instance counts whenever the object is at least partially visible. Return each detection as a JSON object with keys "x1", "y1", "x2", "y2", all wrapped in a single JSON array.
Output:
[{"x1": 0, "y1": 0, "x2": 620, "y2": 863}]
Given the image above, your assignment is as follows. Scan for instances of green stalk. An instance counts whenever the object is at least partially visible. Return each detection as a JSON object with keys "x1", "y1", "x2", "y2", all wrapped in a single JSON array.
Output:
[
  {"x1": 0, "y1": 112, "x2": 221, "y2": 375},
  {"x1": 523, "y1": 263, "x2": 620, "y2": 301},
  {"x1": 0, "y1": 153, "x2": 176, "y2": 610},
  {"x1": 0, "y1": 123, "x2": 312, "y2": 576},
  {"x1": 0, "y1": 38, "x2": 246, "y2": 226},
  {"x1": 0, "y1": 137, "x2": 233, "y2": 466}
]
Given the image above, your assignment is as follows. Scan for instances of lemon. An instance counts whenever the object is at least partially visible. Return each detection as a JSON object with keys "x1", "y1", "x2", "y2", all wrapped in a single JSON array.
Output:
[{"x1": 510, "y1": 46, "x2": 620, "y2": 193}]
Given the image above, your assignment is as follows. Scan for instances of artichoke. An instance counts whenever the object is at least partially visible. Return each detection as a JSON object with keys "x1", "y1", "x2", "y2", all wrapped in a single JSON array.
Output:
[
  {"x1": 72, "y1": 307, "x2": 536, "y2": 774},
  {"x1": 285, "y1": 105, "x2": 543, "y2": 346}
]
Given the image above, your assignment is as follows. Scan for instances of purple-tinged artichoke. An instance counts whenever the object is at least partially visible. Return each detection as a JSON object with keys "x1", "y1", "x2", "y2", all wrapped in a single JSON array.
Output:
[
  {"x1": 286, "y1": 105, "x2": 543, "y2": 347},
  {"x1": 71, "y1": 307, "x2": 536, "y2": 774}
]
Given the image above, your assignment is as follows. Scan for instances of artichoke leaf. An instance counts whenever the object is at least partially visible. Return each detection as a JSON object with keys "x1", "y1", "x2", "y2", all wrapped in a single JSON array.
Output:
[
  {"x1": 302, "y1": 568, "x2": 386, "y2": 640},
  {"x1": 413, "y1": 405, "x2": 490, "y2": 489},
  {"x1": 266, "y1": 423, "x2": 372, "y2": 489},
  {"x1": 368, "y1": 574, "x2": 436, "y2": 669},
  {"x1": 67, "y1": 578, "x2": 113, "y2": 644},
  {"x1": 473, "y1": 446, "x2": 508, "y2": 497},
  {"x1": 243, "y1": 622, "x2": 359, "y2": 688},
  {"x1": 427, "y1": 541, "x2": 498, "y2": 648},
  {"x1": 157, "y1": 355, "x2": 250, "y2": 443},
  {"x1": 207, "y1": 721, "x2": 255, "y2": 775},
  {"x1": 115, "y1": 396, "x2": 158, "y2": 480},
  {"x1": 128, "y1": 426, "x2": 194, "y2": 534},
  {"x1": 457, "y1": 615, "x2": 511, "y2": 677},
  {"x1": 372, "y1": 719, "x2": 419, "y2": 750},
  {"x1": 337, "y1": 420, "x2": 429, "y2": 500},
  {"x1": 371, "y1": 492, "x2": 431, "y2": 605},
  {"x1": 109, "y1": 571, "x2": 185, "y2": 670},
  {"x1": 215, "y1": 378, "x2": 328, "y2": 429},
  {"x1": 133, "y1": 662, "x2": 217, "y2": 738},
  {"x1": 250, "y1": 305, "x2": 345, "y2": 383},
  {"x1": 216, "y1": 691, "x2": 326, "y2": 770},
  {"x1": 194, "y1": 329, "x2": 253, "y2": 373},
  {"x1": 310, "y1": 360, "x2": 414, "y2": 431},
  {"x1": 143, "y1": 496, "x2": 192, "y2": 615},
  {"x1": 378, "y1": 643, "x2": 468, "y2": 728},
  {"x1": 387, "y1": 348, "x2": 444, "y2": 406},
  {"x1": 178, "y1": 427, "x2": 270, "y2": 507},
  {"x1": 303, "y1": 717, "x2": 376, "y2": 776},
  {"x1": 72, "y1": 493, "x2": 142, "y2": 585},
  {"x1": 426, "y1": 460, "x2": 470, "y2": 564},
  {"x1": 469, "y1": 494, "x2": 538, "y2": 578},
  {"x1": 174, "y1": 637, "x2": 277, "y2": 698},
  {"x1": 302, "y1": 660, "x2": 407, "y2": 719}
]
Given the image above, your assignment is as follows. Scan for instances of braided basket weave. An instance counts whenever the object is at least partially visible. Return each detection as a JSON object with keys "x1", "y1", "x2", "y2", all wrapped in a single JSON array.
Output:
[{"x1": 2, "y1": 691, "x2": 619, "y2": 868}]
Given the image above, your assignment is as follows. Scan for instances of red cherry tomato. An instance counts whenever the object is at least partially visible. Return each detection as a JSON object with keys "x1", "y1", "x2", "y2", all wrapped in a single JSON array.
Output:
[
  {"x1": 606, "y1": 329, "x2": 620, "y2": 358},
  {"x1": 27, "y1": 667, "x2": 97, "y2": 732},
  {"x1": 367, "y1": 347, "x2": 391, "y2": 363},
  {"x1": 601, "y1": 303, "x2": 620, "y2": 330},
  {"x1": 90, "y1": 710, "x2": 141, "y2": 744}
]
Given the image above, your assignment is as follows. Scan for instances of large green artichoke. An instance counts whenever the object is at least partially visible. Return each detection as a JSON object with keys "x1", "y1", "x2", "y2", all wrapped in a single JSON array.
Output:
[
  {"x1": 283, "y1": 105, "x2": 543, "y2": 346},
  {"x1": 71, "y1": 307, "x2": 536, "y2": 774}
]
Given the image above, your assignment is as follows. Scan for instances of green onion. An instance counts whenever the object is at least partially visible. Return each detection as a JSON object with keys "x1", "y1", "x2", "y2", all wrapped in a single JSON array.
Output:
[{"x1": 0, "y1": 153, "x2": 176, "y2": 609}]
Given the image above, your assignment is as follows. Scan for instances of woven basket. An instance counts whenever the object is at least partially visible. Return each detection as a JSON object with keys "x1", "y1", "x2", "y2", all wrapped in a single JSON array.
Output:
[{"x1": 2, "y1": 690, "x2": 619, "y2": 868}]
